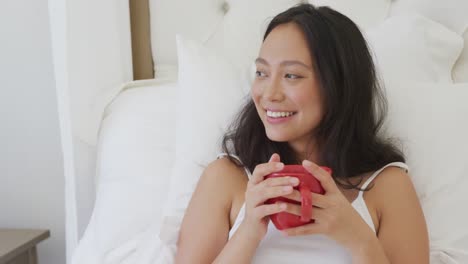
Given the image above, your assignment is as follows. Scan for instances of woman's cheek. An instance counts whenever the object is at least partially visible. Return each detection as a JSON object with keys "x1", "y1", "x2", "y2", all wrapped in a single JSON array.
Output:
[{"x1": 251, "y1": 84, "x2": 262, "y2": 102}]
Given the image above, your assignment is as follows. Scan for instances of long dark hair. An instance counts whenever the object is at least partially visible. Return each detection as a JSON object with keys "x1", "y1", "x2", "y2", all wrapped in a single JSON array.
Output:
[{"x1": 221, "y1": 3, "x2": 405, "y2": 190}]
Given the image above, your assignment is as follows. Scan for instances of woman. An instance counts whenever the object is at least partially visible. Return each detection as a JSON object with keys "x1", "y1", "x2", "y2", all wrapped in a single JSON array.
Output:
[{"x1": 176, "y1": 3, "x2": 429, "y2": 263}]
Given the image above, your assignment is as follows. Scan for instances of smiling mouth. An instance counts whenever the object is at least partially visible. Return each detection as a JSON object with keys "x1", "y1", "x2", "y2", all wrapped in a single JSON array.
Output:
[{"x1": 266, "y1": 110, "x2": 297, "y2": 118}]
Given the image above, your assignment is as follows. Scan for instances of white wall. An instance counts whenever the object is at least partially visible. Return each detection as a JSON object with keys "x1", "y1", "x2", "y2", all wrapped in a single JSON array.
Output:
[
  {"x1": 0, "y1": 0, "x2": 65, "y2": 264},
  {"x1": 0, "y1": 0, "x2": 132, "y2": 262},
  {"x1": 47, "y1": 0, "x2": 133, "y2": 261}
]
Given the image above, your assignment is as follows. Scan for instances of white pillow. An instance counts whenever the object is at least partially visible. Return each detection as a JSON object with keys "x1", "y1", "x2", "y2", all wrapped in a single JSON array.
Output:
[
  {"x1": 390, "y1": 0, "x2": 468, "y2": 35},
  {"x1": 384, "y1": 82, "x2": 468, "y2": 257},
  {"x1": 309, "y1": 0, "x2": 391, "y2": 30},
  {"x1": 205, "y1": 0, "x2": 302, "y2": 70},
  {"x1": 72, "y1": 76, "x2": 178, "y2": 263},
  {"x1": 453, "y1": 29, "x2": 468, "y2": 83},
  {"x1": 365, "y1": 14, "x2": 463, "y2": 84},
  {"x1": 159, "y1": 35, "x2": 249, "y2": 248}
]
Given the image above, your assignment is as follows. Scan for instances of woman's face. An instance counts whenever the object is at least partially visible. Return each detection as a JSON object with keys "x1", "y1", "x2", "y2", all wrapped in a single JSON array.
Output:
[{"x1": 252, "y1": 22, "x2": 324, "y2": 152}]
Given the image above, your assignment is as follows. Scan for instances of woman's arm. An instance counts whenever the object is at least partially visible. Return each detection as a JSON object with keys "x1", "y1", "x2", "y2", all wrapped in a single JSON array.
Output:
[
  {"x1": 175, "y1": 158, "x2": 258, "y2": 264},
  {"x1": 358, "y1": 167, "x2": 430, "y2": 264},
  {"x1": 212, "y1": 222, "x2": 263, "y2": 263}
]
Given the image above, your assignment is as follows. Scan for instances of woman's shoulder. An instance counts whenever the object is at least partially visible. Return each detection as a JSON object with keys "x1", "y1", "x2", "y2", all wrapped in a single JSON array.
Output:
[
  {"x1": 366, "y1": 166, "x2": 429, "y2": 257},
  {"x1": 366, "y1": 165, "x2": 417, "y2": 212},
  {"x1": 205, "y1": 156, "x2": 249, "y2": 178},
  {"x1": 361, "y1": 166, "x2": 416, "y2": 232},
  {"x1": 204, "y1": 157, "x2": 250, "y2": 227},
  {"x1": 201, "y1": 157, "x2": 250, "y2": 193},
  {"x1": 371, "y1": 166, "x2": 413, "y2": 196}
]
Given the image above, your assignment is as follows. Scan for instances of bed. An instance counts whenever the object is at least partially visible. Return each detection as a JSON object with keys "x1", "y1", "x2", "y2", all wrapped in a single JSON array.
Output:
[{"x1": 71, "y1": 0, "x2": 468, "y2": 263}]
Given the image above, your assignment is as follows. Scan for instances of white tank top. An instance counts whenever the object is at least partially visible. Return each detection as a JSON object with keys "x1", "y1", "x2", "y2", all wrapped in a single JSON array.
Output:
[{"x1": 217, "y1": 153, "x2": 409, "y2": 264}]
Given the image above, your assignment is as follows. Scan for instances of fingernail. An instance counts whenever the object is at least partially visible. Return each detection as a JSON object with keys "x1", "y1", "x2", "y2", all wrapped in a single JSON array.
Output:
[
  {"x1": 269, "y1": 154, "x2": 275, "y2": 162},
  {"x1": 276, "y1": 162, "x2": 284, "y2": 169},
  {"x1": 290, "y1": 177, "x2": 299, "y2": 184},
  {"x1": 303, "y1": 160, "x2": 313, "y2": 167}
]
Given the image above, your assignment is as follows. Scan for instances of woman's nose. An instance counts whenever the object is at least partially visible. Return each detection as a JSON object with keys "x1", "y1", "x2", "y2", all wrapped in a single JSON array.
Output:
[{"x1": 263, "y1": 78, "x2": 284, "y2": 101}]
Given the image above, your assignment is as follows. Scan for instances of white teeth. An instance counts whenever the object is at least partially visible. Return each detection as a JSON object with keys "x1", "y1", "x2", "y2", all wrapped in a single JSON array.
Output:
[{"x1": 267, "y1": 110, "x2": 295, "y2": 118}]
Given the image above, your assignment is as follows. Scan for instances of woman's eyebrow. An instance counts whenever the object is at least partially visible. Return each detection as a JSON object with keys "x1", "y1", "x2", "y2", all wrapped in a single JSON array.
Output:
[{"x1": 255, "y1": 57, "x2": 312, "y2": 70}]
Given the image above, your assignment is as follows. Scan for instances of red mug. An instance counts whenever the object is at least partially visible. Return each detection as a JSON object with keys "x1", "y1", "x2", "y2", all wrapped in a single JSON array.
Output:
[{"x1": 264, "y1": 165, "x2": 332, "y2": 230}]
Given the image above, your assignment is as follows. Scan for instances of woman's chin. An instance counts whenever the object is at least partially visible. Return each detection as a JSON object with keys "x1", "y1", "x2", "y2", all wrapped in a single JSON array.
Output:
[{"x1": 265, "y1": 132, "x2": 291, "y2": 142}]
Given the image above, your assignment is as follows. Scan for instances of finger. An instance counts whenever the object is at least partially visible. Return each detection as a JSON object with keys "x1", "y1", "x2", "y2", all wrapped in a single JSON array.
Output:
[
  {"x1": 251, "y1": 185, "x2": 294, "y2": 205},
  {"x1": 282, "y1": 189, "x2": 301, "y2": 202},
  {"x1": 282, "y1": 202, "x2": 302, "y2": 216},
  {"x1": 282, "y1": 203, "x2": 326, "y2": 220},
  {"x1": 282, "y1": 190, "x2": 330, "y2": 208},
  {"x1": 309, "y1": 207, "x2": 327, "y2": 223},
  {"x1": 269, "y1": 153, "x2": 281, "y2": 163},
  {"x1": 261, "y1": 176, "x2": 299, "y2": 188},
  {"x1": 250, "y1": 160, "x2": 284, "y2": 185},
  {"x1": 253, "y1": 203, "x2": 287, "y2": 219},
  {"x1": 310, "y1": 192, "x2": 330, "y2": 209},
  {"x1": 282, "y1": 222, "x2": 323, "y2": 236},
  {"x1": 302, "y1": 160, "x2": 338, "y2": 193}
]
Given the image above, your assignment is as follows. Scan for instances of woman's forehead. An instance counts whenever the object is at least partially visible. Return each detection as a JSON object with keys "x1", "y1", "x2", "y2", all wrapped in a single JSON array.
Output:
[{"x1": 259, "y1": 23, "x2": 313, "y2": 67}]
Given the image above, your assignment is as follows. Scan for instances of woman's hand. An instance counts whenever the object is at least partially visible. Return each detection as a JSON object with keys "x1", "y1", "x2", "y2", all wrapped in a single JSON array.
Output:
[
  {"x1": 280, "y1": 160, "x2": 374, "y2": 251},
  {"x1": 240, "y1": 153, "x2": 299, "y2": 241}
]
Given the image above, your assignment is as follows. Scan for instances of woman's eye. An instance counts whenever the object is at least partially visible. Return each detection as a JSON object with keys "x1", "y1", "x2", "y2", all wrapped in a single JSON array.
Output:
[
  {"x1": 255, "y1": 71, "x2": 267, "y2": 78},
  {"x1": 285, "y1": 73, "x2": 301, "y2": 79}
]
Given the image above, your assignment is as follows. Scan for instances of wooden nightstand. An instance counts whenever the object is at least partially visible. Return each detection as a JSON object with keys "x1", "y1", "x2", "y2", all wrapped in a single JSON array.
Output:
[{"x1": 0, "y1": 229, "x2": 50, "y2": 264}]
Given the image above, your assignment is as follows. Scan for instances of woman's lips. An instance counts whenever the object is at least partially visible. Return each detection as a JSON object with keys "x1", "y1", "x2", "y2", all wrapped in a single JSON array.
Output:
[{"x1": 266, "y1": 111, "x2": 297, "y2": 124}]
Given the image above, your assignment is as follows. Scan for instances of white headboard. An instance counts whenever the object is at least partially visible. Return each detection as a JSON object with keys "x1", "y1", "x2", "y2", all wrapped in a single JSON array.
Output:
[
  {"x1": 129, "y1": 0, "x2": 467, "y2": 81},
  {"x1": 149, "y1": 0, "x2": 313, "y2": 73},
  {"x1": 148, "y1": 0, "x2": 402, "y2": 70}
]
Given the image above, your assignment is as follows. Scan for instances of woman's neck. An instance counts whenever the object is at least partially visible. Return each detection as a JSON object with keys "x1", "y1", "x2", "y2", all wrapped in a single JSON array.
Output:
[{"x1": 289, "y1": 137, "x2": 320, "y2": 164}]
